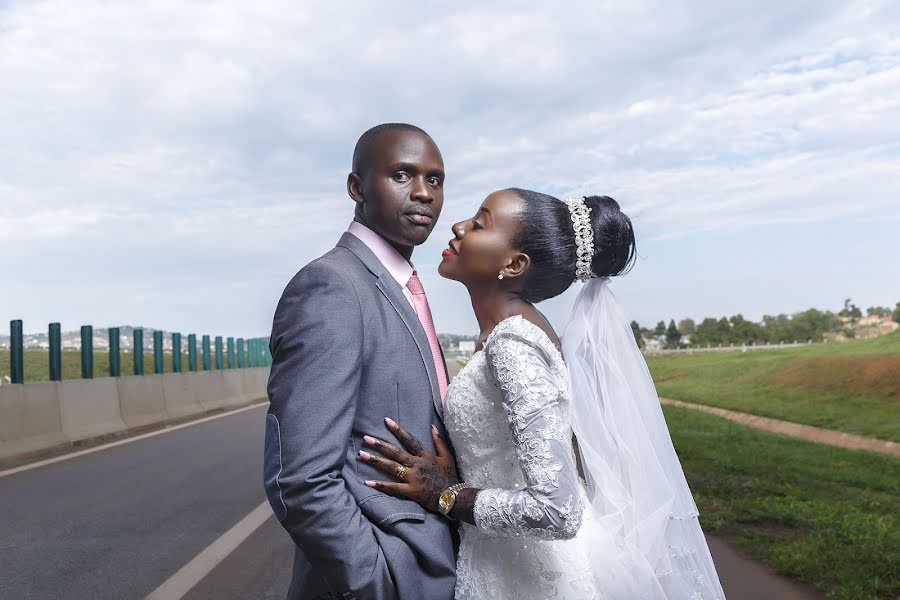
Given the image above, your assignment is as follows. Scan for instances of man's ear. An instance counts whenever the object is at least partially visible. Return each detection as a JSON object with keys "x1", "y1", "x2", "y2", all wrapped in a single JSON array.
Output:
[
  {"x1": 347, "y1": 172, "x2": 365, "y2": 205},
  {"x1": 504, "y1": 252, "x2": 531, "y2": 279}
]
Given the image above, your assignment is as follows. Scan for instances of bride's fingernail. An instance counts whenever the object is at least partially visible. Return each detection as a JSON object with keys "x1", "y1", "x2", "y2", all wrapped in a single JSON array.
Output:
[
  {"x1": 432, "y1": 425, "x2": 439, "y2": 435},
  {"x1": 358, "y1": 451, "x2": 371, "y2": 460},
  {"x1": 365, "y1": 480, "x2": 376, "y2": 487},
  {"x1": 384, "y1": 417, "x2": 397, "y2": 427},
  {"x1": 363, "y1": 435, "x2": 376, "y2": 445}
]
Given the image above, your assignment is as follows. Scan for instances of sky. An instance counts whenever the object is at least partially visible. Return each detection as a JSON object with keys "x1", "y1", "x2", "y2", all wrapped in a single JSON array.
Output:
[{"x1": 2, "y1": 0, "x2": 899, "y2": 338}]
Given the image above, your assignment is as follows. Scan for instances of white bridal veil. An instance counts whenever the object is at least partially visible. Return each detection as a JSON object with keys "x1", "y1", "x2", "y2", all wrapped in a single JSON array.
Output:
[{"x1": 562, "y1": 277, "x2": 725, "y2": 599}]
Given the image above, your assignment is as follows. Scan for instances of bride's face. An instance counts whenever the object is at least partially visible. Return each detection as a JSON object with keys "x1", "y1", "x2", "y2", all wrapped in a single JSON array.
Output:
[{"x1": 438, "y1": 189, "x2": 528, "y2": 287}]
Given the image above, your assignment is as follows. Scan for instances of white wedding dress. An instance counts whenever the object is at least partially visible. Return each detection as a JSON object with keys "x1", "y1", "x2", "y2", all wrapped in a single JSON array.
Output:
[{"x1": 444, "y1": 314, "x2": 723, "y2": 599}]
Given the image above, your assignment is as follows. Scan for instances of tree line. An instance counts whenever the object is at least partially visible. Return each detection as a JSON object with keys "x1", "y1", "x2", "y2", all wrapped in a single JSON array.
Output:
[{"x1": 630, "y1": 300, "x2": 900, "y2": 349}]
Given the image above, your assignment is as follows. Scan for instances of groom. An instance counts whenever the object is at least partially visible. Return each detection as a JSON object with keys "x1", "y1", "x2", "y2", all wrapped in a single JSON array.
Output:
[{"x1": 264, "y1": 124, "x2": 457, "y2": 600}]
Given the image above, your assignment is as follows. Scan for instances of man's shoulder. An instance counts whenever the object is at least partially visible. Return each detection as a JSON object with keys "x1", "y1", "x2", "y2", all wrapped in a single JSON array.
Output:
[
  {"x1": 282, "y1": 246, "x2": 367, "y2": 294},
  {"x1": 303, "y1": 246, "x2": 358, "y2": 274}
]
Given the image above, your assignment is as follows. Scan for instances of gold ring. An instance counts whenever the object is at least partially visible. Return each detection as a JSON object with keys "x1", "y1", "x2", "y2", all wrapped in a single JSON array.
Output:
[{"x1": 396, "y1": 465, "x2": 407, "y2": 479}]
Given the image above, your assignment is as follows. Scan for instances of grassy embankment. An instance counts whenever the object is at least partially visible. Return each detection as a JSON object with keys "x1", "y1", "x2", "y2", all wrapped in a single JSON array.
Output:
[
  {"x1": 646, "y1": 330, "x2": 900, "y2": 442},
  {"x1": 0, "y1": 351, "x2": 223, "y2": 382},
  {"x1": 668, "y1": 405, "x2": 898, "y2": 600}
]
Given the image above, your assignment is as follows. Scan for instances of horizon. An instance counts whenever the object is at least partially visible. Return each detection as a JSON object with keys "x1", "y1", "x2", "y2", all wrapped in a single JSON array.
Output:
[{"x1": 2, "y1": 295, "x2": 897, "y2": 339}]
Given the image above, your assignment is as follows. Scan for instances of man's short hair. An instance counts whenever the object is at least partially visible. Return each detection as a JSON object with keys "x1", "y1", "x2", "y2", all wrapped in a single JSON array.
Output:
[{"x1": 352, "y1": 123, "x2": 431, "y2": 175}]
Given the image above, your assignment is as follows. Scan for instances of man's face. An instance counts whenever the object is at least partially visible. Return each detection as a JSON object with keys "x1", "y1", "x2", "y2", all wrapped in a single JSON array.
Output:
[{"x1": 350, "y1": 130, "x2": 445, "y2": 250}]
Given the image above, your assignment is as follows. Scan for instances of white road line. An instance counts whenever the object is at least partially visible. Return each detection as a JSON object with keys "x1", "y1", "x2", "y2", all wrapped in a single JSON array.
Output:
[
  {"x1": 145, "y1": 501, "x2": 274, "y2": 600},
  {"x1": 0, "y1": 401, "x2": 268, "y2": 479}
]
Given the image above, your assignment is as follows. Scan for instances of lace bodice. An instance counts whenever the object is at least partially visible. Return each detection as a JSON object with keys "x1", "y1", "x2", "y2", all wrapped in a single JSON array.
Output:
[{"x1": 444, "y1": 316, "x2": 597, "y2": 599}]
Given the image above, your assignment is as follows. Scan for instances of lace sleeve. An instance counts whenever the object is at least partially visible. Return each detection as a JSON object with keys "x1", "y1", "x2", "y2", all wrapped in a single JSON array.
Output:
[{"x1": 473, "y1": 330, "x2": 584, "y2": 540}]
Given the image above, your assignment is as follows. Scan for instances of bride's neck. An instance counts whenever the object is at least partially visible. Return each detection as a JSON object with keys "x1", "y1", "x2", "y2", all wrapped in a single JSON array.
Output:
[{"x1": 468, "y1": 288, "x2": 531, "y2": 347}]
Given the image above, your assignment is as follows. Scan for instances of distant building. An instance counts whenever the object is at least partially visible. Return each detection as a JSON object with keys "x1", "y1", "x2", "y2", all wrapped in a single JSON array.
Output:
[{"x1": 458, "y1": 340, "x2": 476, "y2": 355}]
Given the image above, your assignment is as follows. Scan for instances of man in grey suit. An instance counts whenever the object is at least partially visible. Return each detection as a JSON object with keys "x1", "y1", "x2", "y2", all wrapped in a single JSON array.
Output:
[{"x1": 264, "y1": 123, "x2": 457, "y2": 599}]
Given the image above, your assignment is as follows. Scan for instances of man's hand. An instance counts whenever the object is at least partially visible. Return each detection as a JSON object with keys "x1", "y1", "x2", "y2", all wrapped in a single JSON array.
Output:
[{"x1": 359, "y1": 418, "x2": 459, "y2": 514}]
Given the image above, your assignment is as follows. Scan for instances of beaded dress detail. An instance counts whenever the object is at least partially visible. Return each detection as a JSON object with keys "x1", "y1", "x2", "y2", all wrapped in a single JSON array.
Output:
[{"x1": 444, "y1": 316, "x2": 599, "y2": 599}]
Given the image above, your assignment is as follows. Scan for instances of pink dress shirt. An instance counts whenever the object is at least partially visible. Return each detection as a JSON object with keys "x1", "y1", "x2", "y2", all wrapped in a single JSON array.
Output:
[
  {"x1": 347, "y1": 221, "x2": 449, "y2": 403},
  {"x1": 348, "y1": 221, "x2": 415, "y2": 308}
]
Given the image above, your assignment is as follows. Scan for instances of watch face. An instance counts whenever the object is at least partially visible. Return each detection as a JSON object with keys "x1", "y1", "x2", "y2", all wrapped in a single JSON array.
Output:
[{"x1": 439, "y1": 490, "x2": 454, "y2": 511}]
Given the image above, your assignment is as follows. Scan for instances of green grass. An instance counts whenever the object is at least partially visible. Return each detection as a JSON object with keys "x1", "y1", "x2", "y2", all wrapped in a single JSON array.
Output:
[
  {"x1": 666, "y1": 405, "x2": 899, "y2": 600},
  {"x1": 646, "y1": 330, "x2": 900, "y2": 442},
  {"x1": 0, "y1": 350, "x2": 232, "y2": 382}
]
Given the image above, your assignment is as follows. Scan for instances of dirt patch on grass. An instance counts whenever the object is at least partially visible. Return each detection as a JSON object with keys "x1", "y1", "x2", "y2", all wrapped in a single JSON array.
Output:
[
  {"x1": 770, "y1": 354, "x2": 900, "y2": 400},
  {"x1": 740, "y1": 519, "x2": 805, "y2": 541}
]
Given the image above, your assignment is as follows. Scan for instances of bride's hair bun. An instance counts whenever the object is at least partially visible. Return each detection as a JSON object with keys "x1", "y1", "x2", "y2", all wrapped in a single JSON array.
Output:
[
  {"x1": 582, "y1": 195, "x2": 637, "y2": 279},
  {"x1": 509, "y1": 189, "x2": 636, "y2": 304}
]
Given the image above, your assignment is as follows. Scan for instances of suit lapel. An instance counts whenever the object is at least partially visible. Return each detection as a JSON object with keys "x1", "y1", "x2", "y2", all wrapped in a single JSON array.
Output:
[{"x1": 337, "y1": 233, "x2": 444, "y2": 419}]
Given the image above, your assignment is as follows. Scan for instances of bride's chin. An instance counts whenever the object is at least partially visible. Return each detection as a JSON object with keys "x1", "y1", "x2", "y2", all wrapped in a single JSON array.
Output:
[{"x1": 437, "y1": 262, "x2": 459, "y2": 281}]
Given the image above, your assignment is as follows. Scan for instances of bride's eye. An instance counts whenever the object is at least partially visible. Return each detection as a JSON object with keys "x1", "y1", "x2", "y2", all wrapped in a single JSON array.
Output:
[{"x1": 472, "y1": 220, "x2": 483, "y2": 230}]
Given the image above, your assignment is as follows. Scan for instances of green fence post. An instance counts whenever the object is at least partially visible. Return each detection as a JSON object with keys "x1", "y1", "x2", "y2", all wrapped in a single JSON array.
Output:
[
  {"x1": 226, "y1": 337, "x2": 234, "y2": 369},
  {"x1": 237, "y1": 338, "x2": 245, "y2": 368},
  {"x1": 10, "y1": 320, "x2": 24, "y2": 384},
  {"x1": 81, "y1": 325, "x2": 93, "y2": 379},
  {"x1": 109, "y1": 327, "x2": 121, "y2": 377},
  {"x1": 49, "y1": 322, "x2": 62, "y2": 381},
  {"x1": 202, "y1": 335, "x2": 211, "y2": 371},
  {"x1": 153, "y1": 331, "x2": 163, "y2": 374},
  {"x1": 215, "y1": 336, "x2": 223, "y2": 370},
  {"x1": 172, "y1": 333, "x2": 182, "y2": 373},
  {"x1": 264, "y1": 337, "x2": 272, "y2": 366},
  {"x1": 250, "y1": 338, "x2": 258, "y2": 368},
  {"x1": 134, "y1": 328, "x2": 144, "y2": 376},
  {"x1": 188, "y1": 334, "x2": 197, "y2": 372}
]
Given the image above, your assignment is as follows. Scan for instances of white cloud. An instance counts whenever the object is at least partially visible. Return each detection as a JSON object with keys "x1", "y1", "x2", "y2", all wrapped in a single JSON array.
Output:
[{"x1": 1, "y1": 0, "x2": 898, "y2": 334}]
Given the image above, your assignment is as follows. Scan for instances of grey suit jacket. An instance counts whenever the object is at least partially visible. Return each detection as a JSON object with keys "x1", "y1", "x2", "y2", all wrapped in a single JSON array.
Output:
[{"x1": 264, "y1": 232, "x2": 457, "y2": 600}]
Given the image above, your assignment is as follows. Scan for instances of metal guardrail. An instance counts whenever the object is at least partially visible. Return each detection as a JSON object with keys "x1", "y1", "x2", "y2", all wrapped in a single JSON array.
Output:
[
  {"x1": 643, "y1": 340, "x2": 816, "y2": 355},
  {"x1": 6, "y1": 319, "x2": 271, "y2": 384}
]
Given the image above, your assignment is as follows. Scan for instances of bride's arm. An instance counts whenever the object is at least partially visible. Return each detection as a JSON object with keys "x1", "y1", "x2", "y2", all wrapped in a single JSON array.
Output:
[
  {"x1": 467, "y1": 331, "x2": 584, "y2": 540},
  {"x1": 358, "y1": 331, "x2": 583, "y2": 540}
]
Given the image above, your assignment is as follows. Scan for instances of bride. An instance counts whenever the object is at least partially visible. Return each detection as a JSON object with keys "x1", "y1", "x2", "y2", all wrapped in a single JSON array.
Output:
[{"x1": 359, "y1": 188, "x2": 725, "y2": 599}]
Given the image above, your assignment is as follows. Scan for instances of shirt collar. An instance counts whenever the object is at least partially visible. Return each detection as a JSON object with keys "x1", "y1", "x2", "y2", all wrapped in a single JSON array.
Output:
[{"x1": 347, "y1": 221, "x2": 415, "y2": 289}]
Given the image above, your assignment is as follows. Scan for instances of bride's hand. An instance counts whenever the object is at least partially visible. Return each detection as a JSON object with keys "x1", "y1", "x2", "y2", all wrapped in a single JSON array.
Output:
[{"x1": 359, "y1": 418, "x2": 459, "y2": 513}]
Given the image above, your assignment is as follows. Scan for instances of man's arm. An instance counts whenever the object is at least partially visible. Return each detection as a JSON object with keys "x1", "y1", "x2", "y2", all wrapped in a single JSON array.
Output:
[{"x1": 263, "y1": 262, "x2": 396, "y2": 598}]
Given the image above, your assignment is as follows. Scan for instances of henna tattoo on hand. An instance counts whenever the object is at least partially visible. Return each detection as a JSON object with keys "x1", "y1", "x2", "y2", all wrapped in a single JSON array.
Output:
[
  {"x1": 395, "y1": 428, "x2": 425, "y2": 457},
  {"x1": 415, "y1": 457, "x2": 457, "y2": 510},
  {"x1": 371, "y1": 419, "x2": 464, "y2": 512}
]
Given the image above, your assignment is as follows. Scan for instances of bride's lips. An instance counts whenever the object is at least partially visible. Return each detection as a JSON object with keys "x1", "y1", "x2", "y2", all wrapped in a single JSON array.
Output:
[{"x1": 442, "y1": 241, "x2": 459, "y2": 258}]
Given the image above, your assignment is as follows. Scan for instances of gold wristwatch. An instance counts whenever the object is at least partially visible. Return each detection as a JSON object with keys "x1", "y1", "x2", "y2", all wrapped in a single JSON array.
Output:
[{"x1": 438, "y1": 483, "x2": 470, "y2": 518}]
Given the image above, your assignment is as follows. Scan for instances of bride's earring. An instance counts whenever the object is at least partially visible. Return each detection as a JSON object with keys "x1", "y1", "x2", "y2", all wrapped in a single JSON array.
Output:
[{"x1": 498, "y1": 271, "x2": 504, "y2": 280}]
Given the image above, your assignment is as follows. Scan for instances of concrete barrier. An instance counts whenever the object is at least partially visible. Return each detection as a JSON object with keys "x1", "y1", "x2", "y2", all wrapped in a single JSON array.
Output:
[
  {"x1": 118, "y1": 375, "x2": 167, "y2": 429},
  {"x1": 1, "y1": 368, "x2": 269, "y2": 463},
  {"x1": 0, "y1": 382, "x2": 69, "y2": 460},
  {"x1": 241, "y1": 367, "x2": 269, "y2": 403},
  {"x1": 58, "y1": 378, "x2": 128, "y2": 442},
  {"x1": 197, "y1": 371, "x2": 229, "y2": 412},
  {"x1": 220, "y1": 370, "x2": 247, "y2": 410},
  {"x1": 162, "y1": 372, "x2": 205, "y2": 420}
]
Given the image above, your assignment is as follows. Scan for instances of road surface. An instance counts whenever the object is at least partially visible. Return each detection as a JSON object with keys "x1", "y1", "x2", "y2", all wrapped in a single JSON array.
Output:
[{"x1": 0, "y1": 394, "x2": 822, "y2": 599}]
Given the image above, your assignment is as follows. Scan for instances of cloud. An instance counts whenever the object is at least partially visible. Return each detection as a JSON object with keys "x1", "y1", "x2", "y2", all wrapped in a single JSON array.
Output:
[{"x1": 0, "y1": 0, "x2": 898, "y2": 334}]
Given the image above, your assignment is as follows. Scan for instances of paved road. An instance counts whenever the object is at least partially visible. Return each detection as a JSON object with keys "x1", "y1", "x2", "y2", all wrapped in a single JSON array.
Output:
[
  {"x1": 0, "y1": 405, "x2": 282, "y2": 599},
  {"x1": 0, "y1": 392, "x2": 823, "y2": 599}
]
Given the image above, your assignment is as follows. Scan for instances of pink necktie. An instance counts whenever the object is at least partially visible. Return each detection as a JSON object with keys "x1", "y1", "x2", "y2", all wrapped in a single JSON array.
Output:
[{"x1": 406, "y1": 271, "x2": 449, "y2": 405}]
